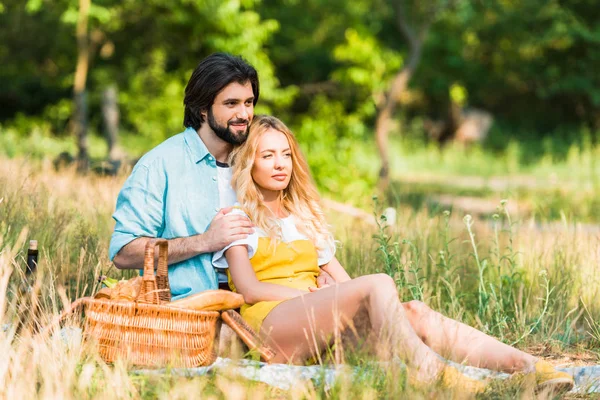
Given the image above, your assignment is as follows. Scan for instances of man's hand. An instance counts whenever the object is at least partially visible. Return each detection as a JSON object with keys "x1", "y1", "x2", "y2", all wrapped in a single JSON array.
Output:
[
  {"x1": 316, "y1": 268, "x2": 335, "y2": 287},
  {"x1": 200, "y1": 207, "x2": 253, "y2": 253}
]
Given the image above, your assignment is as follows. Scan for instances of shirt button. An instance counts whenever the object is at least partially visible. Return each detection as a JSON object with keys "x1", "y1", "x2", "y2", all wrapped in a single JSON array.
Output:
[
  {"x1": 208, "y1": 156, "x2": 213, "y2": 161},
  {"x1": 212, "y1": 176, "x2": 217, "y2": 181}
]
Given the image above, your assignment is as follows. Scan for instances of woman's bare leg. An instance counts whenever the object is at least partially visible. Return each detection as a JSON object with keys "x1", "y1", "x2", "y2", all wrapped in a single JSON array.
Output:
[
  {"x1": 260, "y1": 274, "x2": 445, "y2": 380},
  {"x1": 402, "y1": 300, "x2": 536, "y2": 373}
]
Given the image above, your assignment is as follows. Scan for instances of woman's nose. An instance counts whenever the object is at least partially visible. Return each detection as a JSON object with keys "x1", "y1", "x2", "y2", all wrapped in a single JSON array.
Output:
[{"x1": 273, "y1": 156, "x2": 283, "y2": 169}]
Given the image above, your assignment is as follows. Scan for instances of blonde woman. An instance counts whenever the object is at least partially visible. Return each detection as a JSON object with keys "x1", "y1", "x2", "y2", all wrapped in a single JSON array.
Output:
[{"x1": 212, "y1": 115, "x2": 573, "y2": 393}]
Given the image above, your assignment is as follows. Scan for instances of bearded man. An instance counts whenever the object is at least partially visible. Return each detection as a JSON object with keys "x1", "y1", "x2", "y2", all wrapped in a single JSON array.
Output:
[{"x1": 110, "y1": 53, "x2": 263, "y2": 298}]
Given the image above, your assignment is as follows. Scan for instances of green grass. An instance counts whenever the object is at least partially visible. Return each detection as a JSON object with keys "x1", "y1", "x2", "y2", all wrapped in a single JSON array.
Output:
[{"x1": 1, "y1": 128, "x2": 600, "y2": 397}]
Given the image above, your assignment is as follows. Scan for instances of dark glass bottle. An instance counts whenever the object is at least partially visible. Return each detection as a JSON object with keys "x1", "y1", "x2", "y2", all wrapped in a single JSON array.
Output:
[
  {"x1": 16, "y1": 240, "x2": 40, "y2": 335},
  {"x1": 26, "y1": 240, "x2": 38, "y2": 276}
]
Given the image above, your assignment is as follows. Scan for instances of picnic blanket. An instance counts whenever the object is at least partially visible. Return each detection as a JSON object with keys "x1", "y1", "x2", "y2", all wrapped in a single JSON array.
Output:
[
  {"x1": 56, "y1": 327, "x2": 599, "y2": 394},
  {"x1": 132, "y1": 357, "x2": 600, "y2": 394}
]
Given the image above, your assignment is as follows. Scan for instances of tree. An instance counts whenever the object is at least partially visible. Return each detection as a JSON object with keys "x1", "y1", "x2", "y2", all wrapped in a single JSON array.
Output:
[
  {"x1": 73, "y1": 0, "x2": 90, "y2": 172},
  {"x1": 375, "y1": 0, "x2": 455, "y2": 188}
]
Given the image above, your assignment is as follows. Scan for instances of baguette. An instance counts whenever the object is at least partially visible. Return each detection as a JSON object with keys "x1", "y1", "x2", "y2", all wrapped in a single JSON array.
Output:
[
  {"x1": 93, "y1": 276, "x2": 142, "y2": 302},
  {"x1": 113, "y1": 276, "x2": 142, "y2": 302},
  {"x1": 170, "y1": 290, "x2": 245, "y2": 311},
  {"x1": 94, "y1": 287, "x2": 112, "y2": 300}
]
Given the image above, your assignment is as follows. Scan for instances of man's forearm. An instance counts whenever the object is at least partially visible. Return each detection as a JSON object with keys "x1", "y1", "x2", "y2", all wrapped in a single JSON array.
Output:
[{"x1": 113, "y1": 234, "x2": 211, "y2": 269}]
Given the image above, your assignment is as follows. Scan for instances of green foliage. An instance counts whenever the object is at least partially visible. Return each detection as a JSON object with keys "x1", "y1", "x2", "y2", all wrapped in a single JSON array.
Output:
[
  {"x1": 332, "y1": 27, "x2": 403, "y2": 114},
  {"x1": 1, "y1": 0, "x2": 600, "y2": 205},
  {"x1": 120, "y1": 49, "x2": 187, "y2": 143},
  {"x1": 294, "y1": 96, "x2": 376, "y2": 199},
  {"x1": 368, "y1": 202, "x2": 589, "y2": 349}
]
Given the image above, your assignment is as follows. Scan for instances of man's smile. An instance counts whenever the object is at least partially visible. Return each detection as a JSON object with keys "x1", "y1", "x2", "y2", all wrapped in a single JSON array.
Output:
[{"x1": 229, "y1": 119, "x2": 249, "y2": 130}]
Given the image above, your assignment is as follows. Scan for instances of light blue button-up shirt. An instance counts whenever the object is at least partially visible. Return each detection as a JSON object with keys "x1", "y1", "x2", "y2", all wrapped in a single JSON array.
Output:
[{"x1": 109, "y1": 127, "x2": 222, "y2": 299}]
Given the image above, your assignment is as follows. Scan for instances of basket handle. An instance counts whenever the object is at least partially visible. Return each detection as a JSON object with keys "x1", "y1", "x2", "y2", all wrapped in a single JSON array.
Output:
[
  {"x1": 139, "y1": 238, "x2": 170, "y2": 304},
  {"x1": 37, "y1": 297, "x2": 89, "y2": 339},
  {"x1": 154, "y1": 238, "x2": 171, "y2": 302},
  {"x1": 222, "y1": 310, "x2": 276, "y2": 363}
]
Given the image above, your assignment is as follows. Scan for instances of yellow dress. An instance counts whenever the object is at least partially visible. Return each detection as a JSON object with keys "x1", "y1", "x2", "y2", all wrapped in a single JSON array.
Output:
[
  {"x1": 212, "y1": 212, "x2": 334, "y2": 333},
  {"x1": 228, "y1": 237, "x2": 321, "y2": 332}
]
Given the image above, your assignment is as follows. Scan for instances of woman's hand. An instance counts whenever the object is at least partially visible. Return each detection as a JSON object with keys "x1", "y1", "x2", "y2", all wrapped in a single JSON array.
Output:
[
  {"x1": 308, "y1": 284, "x2": 330, "y2": 292},
  {"x1": 316, "y1": 269, "x2": 335, "y2": 287}
]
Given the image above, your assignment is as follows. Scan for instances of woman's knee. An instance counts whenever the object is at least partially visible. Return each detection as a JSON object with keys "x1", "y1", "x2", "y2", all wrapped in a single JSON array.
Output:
[
  {"x1": 366, "y1": 273, "x2": 397, "y2": 292},
  {"x1": 352, "y1": 274, "x2": 398, "y2": 305},
  {"x1": 402, "y1": 300, "x2": 431, "y2": 321}
]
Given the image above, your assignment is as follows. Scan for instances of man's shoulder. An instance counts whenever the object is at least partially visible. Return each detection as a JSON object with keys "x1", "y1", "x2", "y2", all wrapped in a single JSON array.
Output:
[{"x1": 134, "y1": 131, "x2": 188, "y2": 170}]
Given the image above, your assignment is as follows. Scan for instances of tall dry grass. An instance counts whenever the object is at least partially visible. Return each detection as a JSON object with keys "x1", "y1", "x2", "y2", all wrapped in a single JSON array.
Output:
[{"x1": 1, "y1": 156, "x2": 599, "y2": 398}]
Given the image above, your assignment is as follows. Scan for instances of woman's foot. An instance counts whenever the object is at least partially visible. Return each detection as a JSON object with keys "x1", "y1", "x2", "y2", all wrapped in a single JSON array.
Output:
[
  {"x1": 532, "y1": 360, "x2": 574, "y2": 393},
  {"x1": 509, "y1": 359, "x2": 574, "y2": 394}
]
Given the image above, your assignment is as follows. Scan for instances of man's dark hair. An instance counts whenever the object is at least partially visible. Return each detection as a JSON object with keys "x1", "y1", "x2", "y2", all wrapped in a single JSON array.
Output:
[{"x1": 183, "y1": 53, "x2": 259, "y2": 130}]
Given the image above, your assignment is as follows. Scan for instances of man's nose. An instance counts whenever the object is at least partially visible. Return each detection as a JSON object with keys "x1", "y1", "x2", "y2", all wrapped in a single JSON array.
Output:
[{"x1": 237, "y1": 105, "x2": 249, "y2": 120}]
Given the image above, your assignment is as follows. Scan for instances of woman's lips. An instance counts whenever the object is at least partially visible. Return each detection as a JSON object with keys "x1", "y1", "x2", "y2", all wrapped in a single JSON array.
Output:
[{"x1": 272, "y1": 174, "x2": 287, "y2": 181}]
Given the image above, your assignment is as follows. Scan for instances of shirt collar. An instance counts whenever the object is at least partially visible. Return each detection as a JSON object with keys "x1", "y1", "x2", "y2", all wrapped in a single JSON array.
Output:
[{"x1": 183, "y1": 127, "x2": 211, "y2": 163}]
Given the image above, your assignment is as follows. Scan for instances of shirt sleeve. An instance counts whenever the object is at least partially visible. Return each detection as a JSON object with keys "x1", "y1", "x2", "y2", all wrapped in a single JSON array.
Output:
[
  {"x1": 317, "y1": 241, "x2": 336, "y2": 266},
  {"x1": 212, "y1": 208, "x2": 259, "y2": 269},
  {"x1": 109, "y1": 162, "x2": 166, "y2": 261}
]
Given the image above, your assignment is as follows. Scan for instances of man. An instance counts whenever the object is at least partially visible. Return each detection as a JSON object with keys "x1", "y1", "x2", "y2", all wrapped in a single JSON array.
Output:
[{"x1": 110, "y1": 53, "x2": 331, "y2": 299}]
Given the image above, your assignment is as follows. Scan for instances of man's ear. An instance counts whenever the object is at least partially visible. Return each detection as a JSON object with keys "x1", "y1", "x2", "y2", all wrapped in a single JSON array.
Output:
[{"x1": 200, "y1": 109, "x2": 207, "y2": 121}]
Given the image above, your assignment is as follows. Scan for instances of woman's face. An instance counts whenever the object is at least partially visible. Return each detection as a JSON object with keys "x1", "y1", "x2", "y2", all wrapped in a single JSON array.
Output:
[{"x1": 251, "y1": 128, "x2": 293, "y2": 194}]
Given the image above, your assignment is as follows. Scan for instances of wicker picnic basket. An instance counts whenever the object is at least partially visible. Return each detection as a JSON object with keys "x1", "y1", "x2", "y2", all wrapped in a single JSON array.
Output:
[
  {"x1": 42, "y1": 238, "x2": 275, "y2": 367},
  {"x1": 42, "y1": 239, "x2": 275, "y2": 368},
  {"x1": 81, "y1": 239, "x2": 222, "y2": 367}
]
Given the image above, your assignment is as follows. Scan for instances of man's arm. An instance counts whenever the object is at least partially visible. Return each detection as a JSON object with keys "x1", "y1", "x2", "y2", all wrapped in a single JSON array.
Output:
[
  {"x1": 113, "y1": 236, "x2": 201, "y2": 269},
  {"x1": 113, "y1": 207, "x2": 253, "y2": 269}
]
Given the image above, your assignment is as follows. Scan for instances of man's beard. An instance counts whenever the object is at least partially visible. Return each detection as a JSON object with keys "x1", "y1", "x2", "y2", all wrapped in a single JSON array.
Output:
[{"x1": 207, "y1": 108, "x2": 249, "y2": 145}]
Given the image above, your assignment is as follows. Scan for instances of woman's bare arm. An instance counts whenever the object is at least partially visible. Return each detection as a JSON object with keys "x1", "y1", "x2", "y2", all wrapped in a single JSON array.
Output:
[{"x1": 225, "y1": 245, "x2": 306, "y2": 304}]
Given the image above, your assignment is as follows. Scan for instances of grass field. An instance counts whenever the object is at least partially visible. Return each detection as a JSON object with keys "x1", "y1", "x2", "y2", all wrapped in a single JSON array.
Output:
[{"x1": 1, "y1": 137, "x2": 599, "y2": 398}]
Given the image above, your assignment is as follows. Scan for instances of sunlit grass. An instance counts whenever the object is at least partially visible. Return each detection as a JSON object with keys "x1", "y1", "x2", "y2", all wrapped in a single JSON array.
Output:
[{"x1": 1, "y1": 155, "x2": 599, "y2": 398}]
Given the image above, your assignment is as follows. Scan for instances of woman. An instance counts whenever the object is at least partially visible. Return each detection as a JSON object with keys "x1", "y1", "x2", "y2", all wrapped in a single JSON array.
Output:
[{"x1": 212, "y1": 115, "x2": 573, "y2": 393}]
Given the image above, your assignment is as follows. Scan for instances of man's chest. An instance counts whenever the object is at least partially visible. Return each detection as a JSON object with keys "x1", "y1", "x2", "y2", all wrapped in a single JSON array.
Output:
[{"x1": 162, "y1": 167, "x2": 224, "y2": 236}]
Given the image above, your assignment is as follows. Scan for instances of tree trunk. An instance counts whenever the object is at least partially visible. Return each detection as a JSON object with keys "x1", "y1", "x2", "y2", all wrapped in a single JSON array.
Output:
[
  {"x1": 73, "y1": 0, "x2": 91, "y2": 173},
  {"x1": 374, "y1": 0, "x2": 450, "y2": 190},
  {"x1": 102, "y1": 85, "x2": 120, "y2": 160},
  {"x1": 374, "y1": 42, "x2": 422, "y2": 189}
]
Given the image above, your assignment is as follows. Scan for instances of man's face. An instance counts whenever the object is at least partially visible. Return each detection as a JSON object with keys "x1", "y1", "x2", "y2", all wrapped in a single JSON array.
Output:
[{"x1": 205, "y1": 81, "x2": 255, "y2": 145}]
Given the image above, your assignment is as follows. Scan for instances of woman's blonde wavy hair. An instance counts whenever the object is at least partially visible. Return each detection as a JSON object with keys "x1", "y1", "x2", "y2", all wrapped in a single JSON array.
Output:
[{"x1": 229, "y1": 115, "x2": 334, "y2": 250}]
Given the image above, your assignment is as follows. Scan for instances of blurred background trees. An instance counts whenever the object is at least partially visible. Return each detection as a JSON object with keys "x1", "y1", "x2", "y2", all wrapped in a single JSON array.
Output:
[{"x1": 0, "y1": 0, "x2": 599, "y2": 191}]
